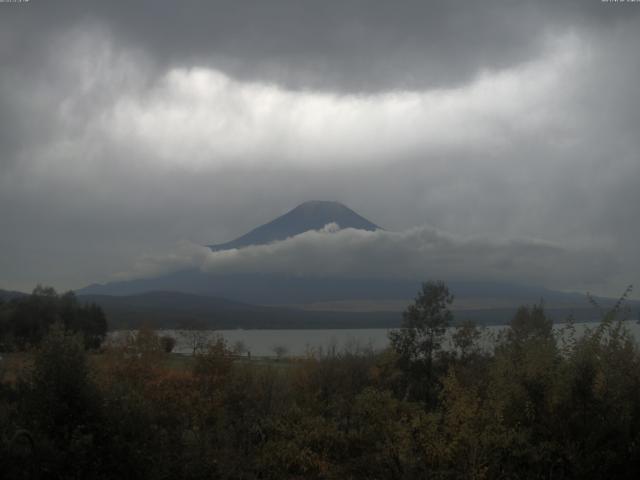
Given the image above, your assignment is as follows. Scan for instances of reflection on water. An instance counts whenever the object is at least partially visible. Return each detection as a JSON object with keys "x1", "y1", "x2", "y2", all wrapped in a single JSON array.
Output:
[{"x1": 110, "y1": 320, "x2": 640, "y2": 357}]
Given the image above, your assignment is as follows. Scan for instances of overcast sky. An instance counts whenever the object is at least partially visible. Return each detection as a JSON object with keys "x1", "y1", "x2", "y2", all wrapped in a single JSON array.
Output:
[{"x1": 1, "y1": 0, "x2": 639, "y2": 297}]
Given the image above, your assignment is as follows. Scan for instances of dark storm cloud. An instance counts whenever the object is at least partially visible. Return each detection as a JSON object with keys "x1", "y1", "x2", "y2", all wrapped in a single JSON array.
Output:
[
  {"x1": 2, "y1": 0, "x2": 637, "y2": 93},
  {"x1": 1, "y1": 0, "x2": 639, "y2": 296}
]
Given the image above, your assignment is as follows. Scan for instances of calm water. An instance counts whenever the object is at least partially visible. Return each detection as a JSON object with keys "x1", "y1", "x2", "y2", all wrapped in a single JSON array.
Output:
[{"x1": 110, "y1": 320, "x2": 640, "y2": 357}]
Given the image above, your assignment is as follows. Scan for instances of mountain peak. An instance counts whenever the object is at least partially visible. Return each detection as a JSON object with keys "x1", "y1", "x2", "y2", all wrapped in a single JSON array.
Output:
[
  {"x1": 295, "y1": 200, "x2": 346, "y2": 209},
  {"x1": 289, "y1": 200, "x2": 361, "y2": 217},
  {"x1": 209, "y1": 201, "x2": 380, "y2": 251}
]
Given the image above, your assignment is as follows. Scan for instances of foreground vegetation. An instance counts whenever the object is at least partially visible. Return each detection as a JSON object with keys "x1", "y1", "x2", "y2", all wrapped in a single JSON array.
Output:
[{"x1": 1, "y1": 282, "x2": 640, "y2": 479}]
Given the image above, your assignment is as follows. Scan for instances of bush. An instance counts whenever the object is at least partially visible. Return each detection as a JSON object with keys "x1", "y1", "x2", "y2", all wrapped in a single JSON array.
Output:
[{"x1": 160, "y1": 335, "x2": 177, "y2": 353}]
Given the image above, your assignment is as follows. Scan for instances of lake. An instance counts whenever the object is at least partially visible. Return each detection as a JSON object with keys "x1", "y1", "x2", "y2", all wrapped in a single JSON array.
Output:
[{"x1": 110, "y1": 320, "x2": 640, "y2": 357}]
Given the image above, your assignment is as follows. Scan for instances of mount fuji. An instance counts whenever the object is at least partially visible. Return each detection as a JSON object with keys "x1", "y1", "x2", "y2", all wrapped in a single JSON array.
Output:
[
  {"x1": 75, "y1": 201, "x2": 620, "y2": 328},
  {"x1": 209, "y1": 200, "x2": 380, "y2": 251}
]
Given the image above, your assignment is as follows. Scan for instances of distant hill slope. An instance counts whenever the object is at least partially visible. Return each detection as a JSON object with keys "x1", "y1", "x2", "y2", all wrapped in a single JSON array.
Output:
[
  {"x1": 209, "y1": 200, "x2": 380, "y2": 251},
  {"x1": 78, "y1": 289, "x2": 636, "y2": 330},
  {"x1": 78, "y1": 271, "x2": 614, "y2": 311},
  {"x1": 79, "y1": 271, "x2": 420, "y2": 303},
  {"x1": 78, "y1": 291, "x2": 399, "y2": 330},
  {"x1": 5, "y1": 286, "x2": 635, "y2": 330},
  {"x1": 0, "y1": 289, "x2": 28, "y2": 301}
]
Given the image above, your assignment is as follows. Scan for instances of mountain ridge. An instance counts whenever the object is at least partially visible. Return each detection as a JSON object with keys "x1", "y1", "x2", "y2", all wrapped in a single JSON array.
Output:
[
  {"x1": 78, "y1": 290, "x2": 400, "y2": 330},
  {"x1": 78, "y1": 289, "x2": 634, "y2": 330}
]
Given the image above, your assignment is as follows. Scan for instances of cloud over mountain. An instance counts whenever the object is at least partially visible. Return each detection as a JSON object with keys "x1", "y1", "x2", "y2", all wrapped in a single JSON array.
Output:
[
  {"x1": 120, "y1": 224, "x2": 615, "y2": 293},
  {"x1": 0, "y1": 1, "x2": 638, "y2": 296}
]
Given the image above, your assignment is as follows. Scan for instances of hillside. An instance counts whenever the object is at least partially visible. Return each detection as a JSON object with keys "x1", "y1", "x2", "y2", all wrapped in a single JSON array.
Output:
[
  {"x1": 77, "y1": 289, "x2": 634, "y2": 330},
  {"x1": 0, "y1": 289, "x2": 29, "y2": 301},
  {"x1": 78, "y1": 291, "x2": 399, "y2": 330}
]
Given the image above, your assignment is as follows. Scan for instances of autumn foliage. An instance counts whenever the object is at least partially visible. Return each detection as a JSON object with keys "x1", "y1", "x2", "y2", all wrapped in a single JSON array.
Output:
[{"x1": 1, "y1": 283, "x2": 640, "y2": 479}]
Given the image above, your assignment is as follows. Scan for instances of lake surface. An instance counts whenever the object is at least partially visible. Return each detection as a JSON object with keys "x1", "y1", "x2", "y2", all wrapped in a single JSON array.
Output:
[{"x1": 110, "y1": 320, "x2": 640, "y2": 357}]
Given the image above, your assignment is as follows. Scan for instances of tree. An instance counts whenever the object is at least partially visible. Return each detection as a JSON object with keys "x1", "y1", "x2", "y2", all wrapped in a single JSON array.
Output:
[
  {"x1": 452, "y1": 320, "x2": 482, "y2": 360},
  {"x1": 160, "y1": 335, "x2": 177, "y2": 353},
  {"x1": 389, "y1": 281, "x2": 453, "y2": 401},
  {"x1": 193, "y1": 335, "x2": 233, "y2": 394},
  {"x1": 1, "y1": 287, "x2": 107, "y2": 350},
  {"x1": 19, "y1": 323, "x2": 100, "y2": 448},
  {"x1": 507, "y1": 303, "x2": 553, "y2": 344},
  {"x1": 130, "y1": 325, "x2": 164, "y2": 358},
  {"x1": 232, "y1": 340, "x2": 248, "y2": 356},
  {"x1": 178, "y1": 319, "x2": 209, "y2": 355},
  {"x1": 272, "y1": 345, "x2": 288, "y2": 360}
]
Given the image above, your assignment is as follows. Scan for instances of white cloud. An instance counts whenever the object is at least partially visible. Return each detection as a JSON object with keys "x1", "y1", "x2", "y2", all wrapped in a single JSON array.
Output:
[
  {"x1": 96, "y1": 33, "x2": 582, "y2": 171},
  {"x1": 119, "y1": 224, "x2": 615, "y2": 292}
]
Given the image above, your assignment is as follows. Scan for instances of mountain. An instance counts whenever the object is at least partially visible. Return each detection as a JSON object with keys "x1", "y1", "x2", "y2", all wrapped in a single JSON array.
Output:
[
  {"x1": 76, "y1": 200, "x2": 640, "y2": 327},
  {"x1": 77, "y1": 272, "x2": 636, "y2": 327},
  {"x1": 79, "y1": 200, "x2": 388, "y2": 302},
  {"x1": 0, "y1": 289, "x2": 29, "y2": 301},
  {"x1": 209, "y1": 200, "x2": 380, "y2": 250},
  {"x1": 78, "y1": 291, "x2": 399, "y2": 330},
  {"x1": 79, "y1": 289, "x2": 637, "y2": 330}
]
